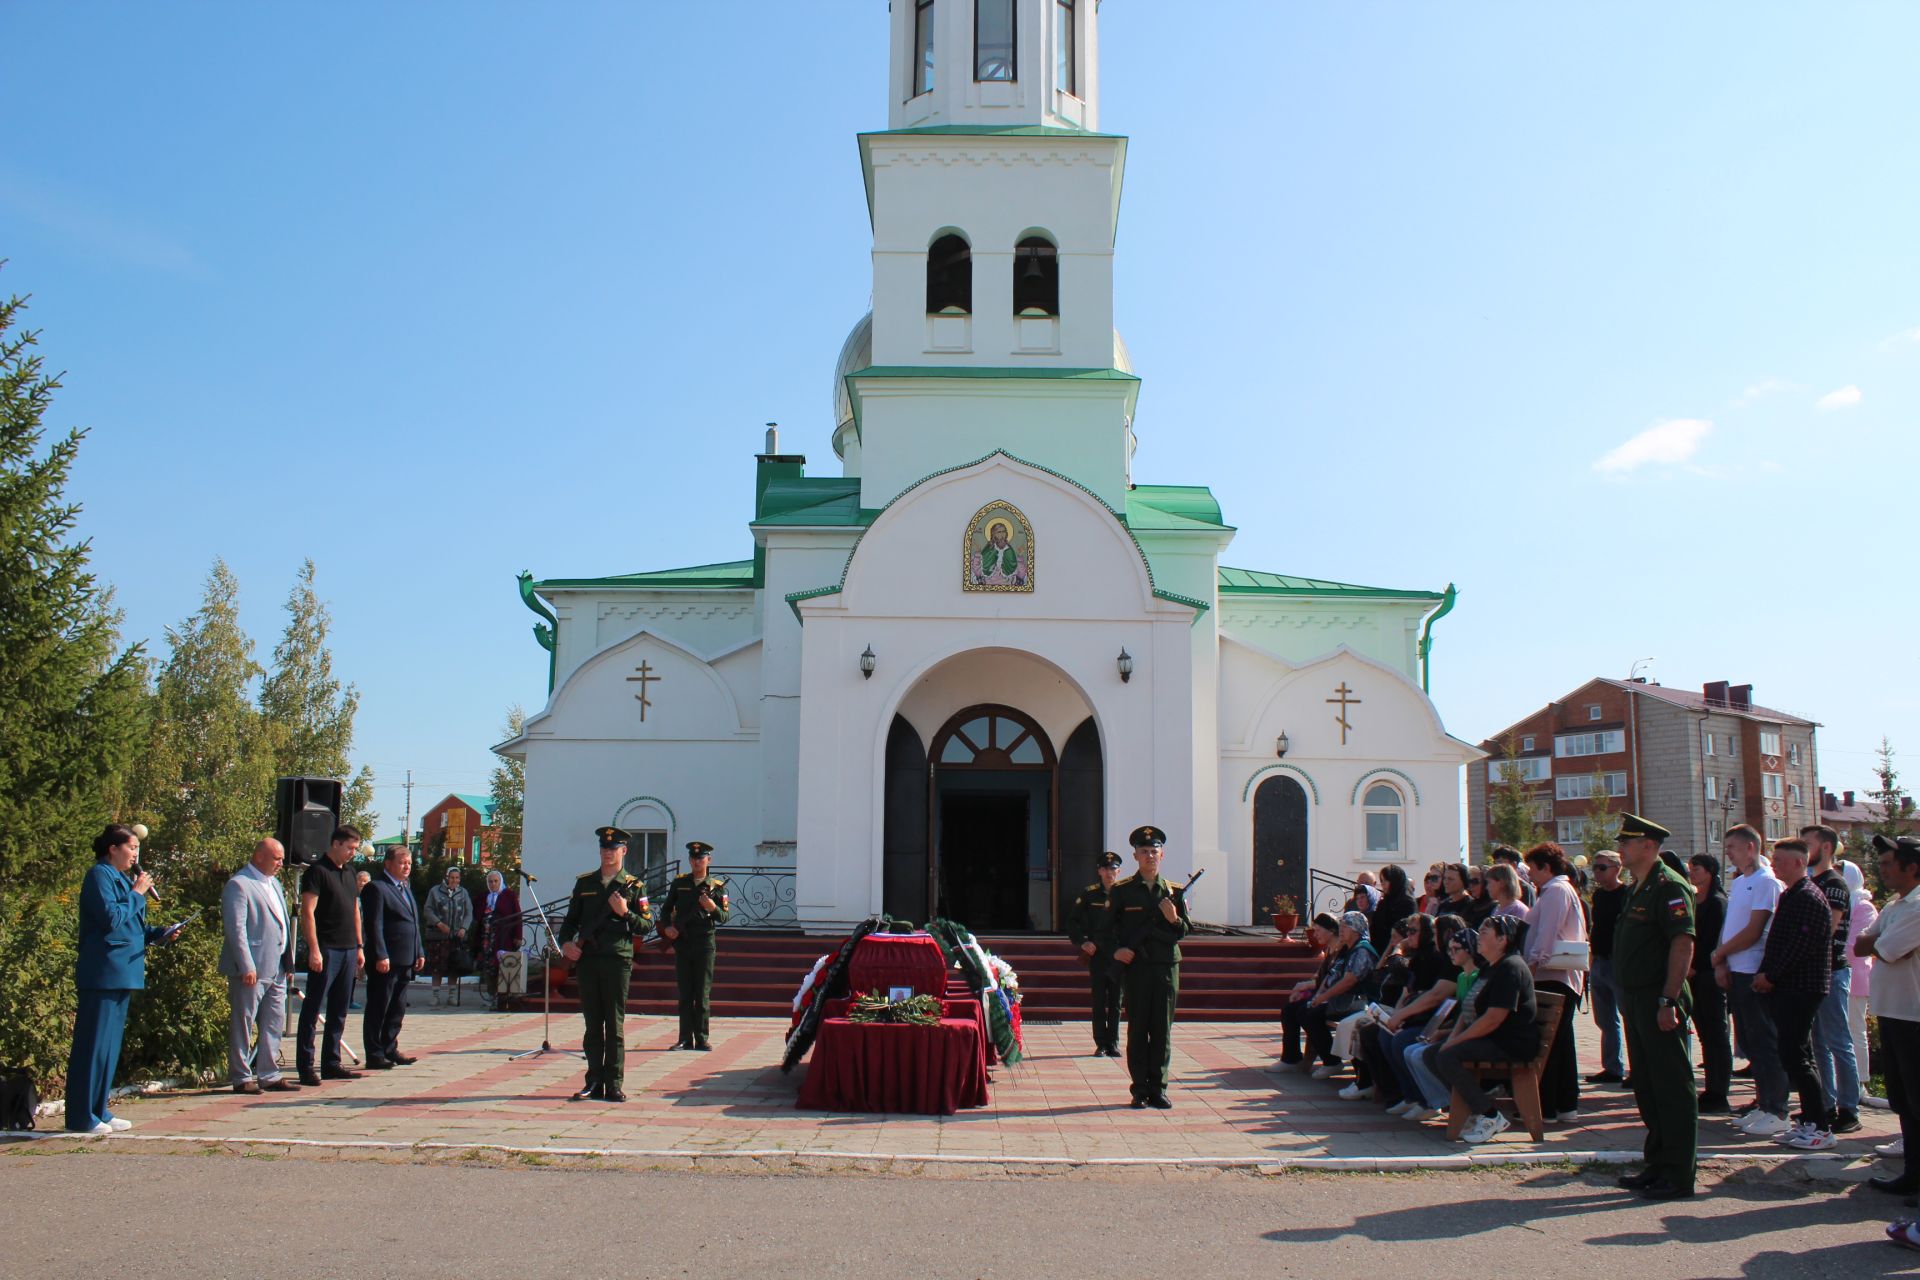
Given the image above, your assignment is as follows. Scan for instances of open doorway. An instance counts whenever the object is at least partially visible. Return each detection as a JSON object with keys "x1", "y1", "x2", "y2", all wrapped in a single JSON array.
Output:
[{"x1": 936, "y1": 791, "x2": 1030, "y2": 930}]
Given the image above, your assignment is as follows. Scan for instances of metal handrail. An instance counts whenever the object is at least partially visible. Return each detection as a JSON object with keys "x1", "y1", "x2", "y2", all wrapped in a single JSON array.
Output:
[{"x1": 1308, "y1": 866, "x2": 1360, "y2": 922}]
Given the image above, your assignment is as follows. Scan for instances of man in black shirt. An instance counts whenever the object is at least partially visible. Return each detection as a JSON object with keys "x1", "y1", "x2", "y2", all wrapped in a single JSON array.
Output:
[
  {"x1": 1586, "y1": 850, "x2": 1628, "y2": 1084},
  {"x1": 296, "y1": 826, "x2": 366, "y2": 1085},
  {"x1": 1804, "y1": 824, "x2": 1862, "y2": 1133}
]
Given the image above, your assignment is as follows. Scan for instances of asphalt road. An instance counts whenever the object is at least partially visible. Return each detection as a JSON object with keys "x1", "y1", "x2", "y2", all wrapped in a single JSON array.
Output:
[{"x1": 0, "y1": 1149, "x2": 1912, "y2": 1279}]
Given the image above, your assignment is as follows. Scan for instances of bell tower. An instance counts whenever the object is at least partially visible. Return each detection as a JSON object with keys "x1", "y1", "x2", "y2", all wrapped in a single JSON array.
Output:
[{"x1": 888, "y1": 0, "x2": 1100, "y2": 132}]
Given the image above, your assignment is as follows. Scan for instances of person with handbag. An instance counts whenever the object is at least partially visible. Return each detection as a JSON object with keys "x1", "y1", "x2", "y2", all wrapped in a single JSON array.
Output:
[
  {"x1": 478, "y1": 869, "x2": 523, "y2": 1010},
  {"x1": 1521, "y1": 842, "x2": 1588, "y2": 1124},
  {"x1": 422, "y1": 864, "x2": 475, "y2": 1006}
]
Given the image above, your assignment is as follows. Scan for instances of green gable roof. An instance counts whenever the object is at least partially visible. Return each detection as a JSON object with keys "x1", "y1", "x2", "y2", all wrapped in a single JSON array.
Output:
[
  {"x1": 533, "y1": 560, "x2": 757, "y2": 591},
  {"x1": 1125, "y1": 486, "x2": 1233, "y2": 532},
  {"x1": 753, "y1": 474, "x2": 874, "y2": 528},
  {"x1": 452, "y1": 793, "x2": 498, "y2": 824},
  {"x1": 1218, "y1": 566, "x2": 1446, "y2": 601}
]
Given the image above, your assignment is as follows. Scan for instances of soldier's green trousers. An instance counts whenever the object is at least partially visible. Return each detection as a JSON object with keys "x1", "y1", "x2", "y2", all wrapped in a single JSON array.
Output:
[
  {"x1": 577, "y1": 954, "x2": 632, "y2": 1089},
  {"x1": 1622, "y1": 987, "x2": 1698, "y2": 1188},
  {"x1": 1089, "y1": 946, "x2": 1121, "y2": 1053},
  {"x1": 675, "y1": 941, "x2": 716, "y2": 1043},
  {"x1": 1121, "y1": 961, "x2": 1179, "y2": 1100}
]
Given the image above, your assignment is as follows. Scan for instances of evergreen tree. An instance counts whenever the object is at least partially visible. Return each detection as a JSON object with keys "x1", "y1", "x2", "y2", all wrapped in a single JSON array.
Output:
[
  {"x1": 487, "y1": 704, "x2": 526, "y2": 875},
  {"x1": 1574, "y1": 769, "x2": 1617, "y2": 857},
  {"x1": 1864, "y1": 738, "x2": 1905, "y2": 897},
  {"x1": 1485, "y1": 734, "x2": 1543, "y2": 854},
  {"x1": 258, "y1": 558, "x2": 376, "y2": 831},
  {"x1": 0, "y1": 283, "x2": 148, "y2": 1086},
  {"x1": 120, "y1": 560, "x2": 278, "y2": 1077}
]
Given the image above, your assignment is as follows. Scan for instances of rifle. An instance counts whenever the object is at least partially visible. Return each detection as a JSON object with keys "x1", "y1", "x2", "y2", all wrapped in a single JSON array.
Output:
[{"x1": 1111, "y1": 869, "x2": 1204, "y2": 976}]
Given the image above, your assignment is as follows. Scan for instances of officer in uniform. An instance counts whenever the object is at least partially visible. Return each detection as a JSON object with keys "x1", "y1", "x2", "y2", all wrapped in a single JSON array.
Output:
[
  {"x1": 557, "y1": 826, "x2": 651, "y2": 1102},
  {"x1": 1610, "y1": 813, "x2": 1699, "y2": 1199},
  {"x1": 659, "y1": 840, "x2": 730, "y2": 1051},
  {"x1": 1065, "y1": 851, "x2": 1125, "y2": 1057},
  {"x1": 1109, "y1": 825, "x2": 1190, "y2": 1109}
]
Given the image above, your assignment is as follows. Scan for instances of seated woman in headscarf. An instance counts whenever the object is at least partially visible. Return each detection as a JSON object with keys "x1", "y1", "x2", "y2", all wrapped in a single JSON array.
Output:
[
  {"x1": 1302, "y1": 911, "x2": 1379, "y2": 1079},
  {"x1": 1423, "y1": 914, "x2": 1540, "y2": 1144},
  {"x1": 1400, "y1": 926, "x2": 1484, "y2": 1121},
  {"x1": 1277, "y1": 914, "x2": 1342, "y2": 1068}
]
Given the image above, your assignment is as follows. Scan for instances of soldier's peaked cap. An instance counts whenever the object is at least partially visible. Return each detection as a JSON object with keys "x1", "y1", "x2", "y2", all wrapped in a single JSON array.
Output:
[
  {"x1": 595, "y1": 825, "x2": 629, "y2": 848},
  {"x1": 686, "y1": 841, "x2": 714, "y2": 857},
  {"x1": 1096, "y1": 850, "x2": 1124, "y2": 869},
  {"x1": 1129, "y1": 825, "x2": 1168, "y2": 849},
  {"x1": 1614, "y1": 813, "x2": 1671, "y2": 844}
]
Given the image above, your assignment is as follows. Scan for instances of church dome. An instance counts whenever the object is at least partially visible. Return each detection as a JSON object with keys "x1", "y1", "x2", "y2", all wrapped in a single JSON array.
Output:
[{"x1": 833, "y1": 310, "x2": 1136, "y2": 428}]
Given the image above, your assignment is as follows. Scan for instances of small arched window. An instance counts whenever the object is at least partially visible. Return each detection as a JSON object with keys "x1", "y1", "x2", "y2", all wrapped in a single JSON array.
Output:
[
  {"x1": 1013, "y1": 235, "x2": 1058, "y2": 316},
  {"x1": 1363, "y1": 783, "x2": 1404, "y2": 855},
  {"x1": 927, "y1": 233, "x2": 973, "y2": 315}
]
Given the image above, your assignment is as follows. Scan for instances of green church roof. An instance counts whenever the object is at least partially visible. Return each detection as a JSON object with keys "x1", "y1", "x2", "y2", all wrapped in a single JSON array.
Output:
[
  {"x1": 1218, "y1": 566, "x2": 1446, "y2": 601},
  {"x1": 533, "y1": 560, "x2": 757, "y2": 591},
  {"x1": 1125, "y1": 486, "x2": 1233, "y2": 532},
  {"x1": 452, "y1": 793, "x2": 498, "y2": 823},
  {"x1": 753, "y1": 474, "x2": 874, "y2": 527}
]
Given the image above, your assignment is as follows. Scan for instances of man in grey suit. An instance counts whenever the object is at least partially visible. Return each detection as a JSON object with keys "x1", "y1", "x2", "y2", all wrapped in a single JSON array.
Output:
[{"x1": 220, "y1": 838, "x2": 301, "y2": 1094}]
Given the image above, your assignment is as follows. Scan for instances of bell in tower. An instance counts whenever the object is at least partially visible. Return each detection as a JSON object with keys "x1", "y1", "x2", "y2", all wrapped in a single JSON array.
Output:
[{"x1": 889, "y1": 0, "x2": 1100, "y2": 132}]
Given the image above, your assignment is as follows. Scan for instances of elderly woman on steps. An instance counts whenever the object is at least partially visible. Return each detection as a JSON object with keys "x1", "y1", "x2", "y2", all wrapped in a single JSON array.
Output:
[{"x1": 422, "y1": 864, "x2": 475, "y2": 1006}]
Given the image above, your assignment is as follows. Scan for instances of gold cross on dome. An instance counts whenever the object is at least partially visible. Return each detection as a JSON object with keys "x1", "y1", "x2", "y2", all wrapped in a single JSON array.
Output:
[
  {"x1": 627, "y1": 661, "x2": 662, "y2": 722},
  {"x1": 1326, "y1": 682, "x2": 1362, "y2": 746}
]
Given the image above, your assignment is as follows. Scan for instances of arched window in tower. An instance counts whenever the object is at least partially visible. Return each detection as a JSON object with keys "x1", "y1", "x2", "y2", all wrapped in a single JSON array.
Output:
[
  {"x1": 1013, "y1": 235, "x2": 1059, "y2": 316},
  {"x1": 927, "y1": 233, "x2": 973, "y2": 315},
  {"x1": 912, "y1": 0, "x2": 936, "y2": 97},
  {"x1": 975, "y1": 0, "x2": 1017, "y2": 82}
]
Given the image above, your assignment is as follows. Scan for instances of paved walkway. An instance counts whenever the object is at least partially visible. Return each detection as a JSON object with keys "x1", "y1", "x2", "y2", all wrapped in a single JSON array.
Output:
[{"x1": 20, "y1": 1006, "x2": 1900, "y2": 1173}]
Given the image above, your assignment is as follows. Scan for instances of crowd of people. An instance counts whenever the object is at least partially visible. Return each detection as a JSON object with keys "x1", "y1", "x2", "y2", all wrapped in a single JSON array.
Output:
[{"x1": 1272, "y1": 822, "x2": 1920, "y2": 1228}]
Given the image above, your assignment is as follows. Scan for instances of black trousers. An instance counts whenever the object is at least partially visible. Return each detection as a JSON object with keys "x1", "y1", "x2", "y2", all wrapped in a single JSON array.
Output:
[
  {"x1": 1303, "y1": 1004, "x2": 1339, "y2": 1064},
  {"x1": 1280, "y1": 996, "x2": 1312, "y2": 1063},
  {"x1": 1538, "y1": 979, "x2": 1581, "y2": 1115},
  {"x1": 1883, "y1": 1017, "x2": 1920, "y2": 1179},
  {"x1": 1689, "y1": 973, "x2": 1733, "y2": 1101},
  {"x1": 363, "y1": 965, "x2": 412, "y2": 1062},
  {"x1": 1767, "y1": 987, "x2": 1830, "y2": 1129},
  {"x1": 1087, "y1": 950, "x2": 1121, "y2": 1051}
]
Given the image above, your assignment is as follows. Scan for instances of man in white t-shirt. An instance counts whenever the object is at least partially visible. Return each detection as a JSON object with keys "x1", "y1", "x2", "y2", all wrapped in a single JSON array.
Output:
[{"x1": 1710, "y1": 824, "x2": 1789, "y2": 1133}]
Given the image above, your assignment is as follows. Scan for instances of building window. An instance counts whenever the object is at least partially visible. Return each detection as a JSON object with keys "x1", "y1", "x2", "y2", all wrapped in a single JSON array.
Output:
[
  {"x1": 1492, "y1": 755, "x2": 1550, "y2": 784},
  {"x1": 927, "y1": 233, "x2": 973, "y2": 314},
  {"x1": 1055, "y1": 0, "x2": 1076, "y2": 95},
  {"x1": 1555, "y1": 771, "x2": 1628, "y2": 801},
  {"x1": 623, "y1": 829, "x2": 669, "y2": 883},
  {"x1": 1703, "y1": 729, "x2": 1715, "y2": 757},
  {"x1": 1725, "y1": 778, "x2": 1738, "y2": 799},
  {"x1": 913, "y1": 0, "x2": 936, "y2": 96},
  {"x1": 1555, "y1": 730, "x2": 1624, "y2": 759},
  {"x1": 1788, "y1": 782, "x2": 1802, "y2": 806},
  {"x1": 1708, "y1": 819, "x2": 1722, "y2": 843},
  {"x1": 1727, "y1": 736, "x2": 1737, "y2": 758},
  {"x1": 1363, "y1": 782, "x2": 1403, "y2": 855},
  {"x1": 1013, "y1": 235, "x2": 1059, "y2": 315},
  {"x1": 975, "y1": 0, "x2": 1016, "y2": 81},
  {"x1": 1531, "y1": 798, "x2": 1553, "y2": 822},
  {"x1": 1704, "y1": 776, "x2": 1717, "y2": 803},
  {"x1": 1766, "y1": 816, "x2": 1786, "y2": 839},
  {"x1": 1760, "y1": 730, "x2": 1783, "y2": 756},
  {"x1": 1521, "y1": 735, "x2": 1535, "y2": 752},
  {"x1": 1788, "y1": 742, "x2": 1802, "y2": 766},
  {"x1": 1587, "y1": 704, "x2": 1602, "y2": 721},
  {"x1": 1556, "y1": 818, "x2": 1584, "y2": 845},
  {"x1": 1763, "y1": 773, "x2": 1785, "y2": 800}
]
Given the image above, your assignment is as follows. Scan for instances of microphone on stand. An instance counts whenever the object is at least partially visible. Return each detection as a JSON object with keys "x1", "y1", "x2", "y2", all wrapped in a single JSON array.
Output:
[
  {"x1": 129, "y1": 823, "x2": 161, "y2": 903},
  {"x1": 515, "y1": 869, "x2": 538, "y2": 883}
]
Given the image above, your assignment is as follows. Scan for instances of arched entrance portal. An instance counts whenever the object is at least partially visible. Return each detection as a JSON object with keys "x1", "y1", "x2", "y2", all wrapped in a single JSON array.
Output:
[
  {"x1": 929, "y1": 706, "x2": 1054, "y2": 931},
  {"x1": 1252, "y1": 774, "x2": 1309, "y2": 923}
]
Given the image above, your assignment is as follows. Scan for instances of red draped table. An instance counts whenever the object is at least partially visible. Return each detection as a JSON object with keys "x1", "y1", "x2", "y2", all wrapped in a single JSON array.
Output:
[
  {"x1": 796, "y1": 996, "x2": 991, "y2": 1115},
  {"x1": 846, "y1": 932, "x2": 950, "y2": 998}
]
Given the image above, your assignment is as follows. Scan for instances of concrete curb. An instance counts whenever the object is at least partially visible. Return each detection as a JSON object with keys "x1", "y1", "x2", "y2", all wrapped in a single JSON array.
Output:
[
  {"x1": 31, "y1": 1075, "x2": 206, "y2": 1123},
  {"x1": 0, "y1": 1130, "x2": 1876, "y2": 1178}
]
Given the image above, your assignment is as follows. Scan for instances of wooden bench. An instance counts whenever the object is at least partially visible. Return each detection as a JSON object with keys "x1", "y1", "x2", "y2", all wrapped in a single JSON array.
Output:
[{"x1": 1444, "y1": 990, "x2": 1566, "y2": 1141}]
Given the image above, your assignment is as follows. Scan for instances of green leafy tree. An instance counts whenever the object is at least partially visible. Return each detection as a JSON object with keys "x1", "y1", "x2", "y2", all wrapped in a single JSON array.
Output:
[
  {"x1": 1574, "y1": 769, "x2": 1617, "y2": 857},
  {"x1": 487, "y1": 704, "x2": 526, "y2": 876},
  {"x1": 120, "y1": 560, "x2": 278, "y2": 1078},
  {"x1": 1485, "y1": 734, "x2": 1543, "y2": 854},
  {"x1": 0, "y1": 283, "x2": 148, "y2": 1088},
  {"x1": 259, "y1": 558, "x2": 376, "y2": 831}
]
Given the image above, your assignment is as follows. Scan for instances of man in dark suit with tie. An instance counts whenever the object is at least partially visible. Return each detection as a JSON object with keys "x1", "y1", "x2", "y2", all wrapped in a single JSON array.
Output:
[{"x1": 360, "y1": 845, "x2": 425, "y2": 1069}]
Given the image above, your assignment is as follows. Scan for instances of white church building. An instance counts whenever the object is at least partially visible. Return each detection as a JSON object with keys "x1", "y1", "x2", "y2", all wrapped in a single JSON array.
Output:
[{"x1": 500, "y1": 1, "x2": 1480, "y2": 931}]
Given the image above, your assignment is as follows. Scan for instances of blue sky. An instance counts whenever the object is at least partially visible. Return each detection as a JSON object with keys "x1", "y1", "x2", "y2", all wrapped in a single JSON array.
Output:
[{"x1": 6, "y1": 2, "x2": 1916, "y2": 834}]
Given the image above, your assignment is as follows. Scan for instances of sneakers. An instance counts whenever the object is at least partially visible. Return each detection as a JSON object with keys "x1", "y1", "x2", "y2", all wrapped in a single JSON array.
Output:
[
  {"x1": 1771, "y1": 1122, "x2": 1811, "y2": 1146},
  {"x1": 1740, "y1": 1111, "x2": 1791, "y2": 1138},
  {"x1": 1786, "y1": 1127, "x2": 1838, "y2": 1152},
  {"x1": 1404, "y1": 1106, "x2": 1440, "y2": 1122},
  {"x1": 1879, "y1": 1137, "x2": 1908, "y2": 1158},
  {"x1": 1336, "y1": 1083, "x2": 1367, "y2": 1101},
  {"x1": 431, "y1": 989, "x2": 442, "y2": 1007},
  {"x1": 1585, "y1": 1070, "x2": 1624, "y2": 1085},
  {"x1": 78, "y1": 1121, "x2": 112, "y2": 1135},
  {"x1": 1832, "y1": 1109, "x2": 1863, "y2": 1135},
  {"x1": 1386, "y1": 1101, "x2": 1416, "y2": 1117},
  {"x1": 1460, "y1": 1112, "x2": 1511, "y2": 1145},
  {"x1": 105, "y1": 1117, "x2": 132, "y2": 1132},
  {"x1": 1309, "y1": 1063, "x2": 1340, "y2": 1081}
]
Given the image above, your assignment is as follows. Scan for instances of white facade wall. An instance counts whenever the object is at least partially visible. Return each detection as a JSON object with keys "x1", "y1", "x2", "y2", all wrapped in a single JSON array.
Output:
[{"x1": 887, "y1": 0, "x2": 1101, "y2": 133}]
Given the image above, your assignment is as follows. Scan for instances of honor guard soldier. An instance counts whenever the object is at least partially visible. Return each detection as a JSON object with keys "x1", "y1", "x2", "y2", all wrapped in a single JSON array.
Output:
[
  {"x1": 557, "y1": 826, "x2": 651, "y2": 1102},
  {"x1": 1065, "y1": 851, "x2": 1126, "y2": 1057},
  {"x1": 1610, "y1": 813, "x2": 1700, "y2": 1199},
  {"x1": 660, "y1": 841, "x2": 730, "y2": 1051},
  {"x1": 1110, "y1": 825, "x2": 1190, "y2": 1109}
]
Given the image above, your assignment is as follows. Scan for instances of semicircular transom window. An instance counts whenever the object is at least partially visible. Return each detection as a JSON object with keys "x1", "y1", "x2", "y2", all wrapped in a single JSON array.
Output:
[{"x1": 936, "y1": 707, "x2": 1052, "y2": 769}]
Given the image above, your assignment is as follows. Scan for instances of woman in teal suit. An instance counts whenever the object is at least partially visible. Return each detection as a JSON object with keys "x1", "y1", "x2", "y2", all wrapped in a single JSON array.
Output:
[{"x1": 66, "y1": 823, "x2": 179, "y2": 1134}]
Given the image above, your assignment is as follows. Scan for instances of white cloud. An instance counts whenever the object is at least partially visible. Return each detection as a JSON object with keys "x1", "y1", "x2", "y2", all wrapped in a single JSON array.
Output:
[
  {"x1": 1878, "y1": 327, "x2": 1920, "y2": 351},
  {"x1": 1816, "y1": 384, "x2": 1863, "y2": 412},
  {"x1": 1730, "y1": 377, "x2": 1799, "y2": 408},
  {"x1": 1593, "y1": 418, "x2": 1714, "y2": 474}
]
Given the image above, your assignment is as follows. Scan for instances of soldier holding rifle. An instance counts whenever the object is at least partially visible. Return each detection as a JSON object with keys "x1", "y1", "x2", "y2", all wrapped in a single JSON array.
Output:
[
  {"x1": 558, "y1": 826, "x2": 651, "y2": 1102},
  {"x1": 1110, "y1": 825, "x2": 1192, "y2": 1109}
]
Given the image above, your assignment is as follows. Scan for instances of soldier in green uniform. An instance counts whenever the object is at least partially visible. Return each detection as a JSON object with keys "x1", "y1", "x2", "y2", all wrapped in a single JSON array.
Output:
[
  {"x1": 1110, "y1": 825, "x2": 1190, "y2": 1109},
  {"x1": 1065, "y1": 851, "x2": 1125, "y2": 1057},
  {"x1": 557, "y1": 826, "x2": 652, "y2": 1102},
  {"x1": 659, "y1": 840, "x2": 730, "y2": 1051},
  {"x1": 1610, "y1": 813, "x2": 1699, "y2": 1199}
]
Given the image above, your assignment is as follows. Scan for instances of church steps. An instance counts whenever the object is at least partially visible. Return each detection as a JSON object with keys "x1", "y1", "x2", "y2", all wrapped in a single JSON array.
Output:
[{"x1": 545, "y1": 933, "x2": 1321, "y2": 1022}]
